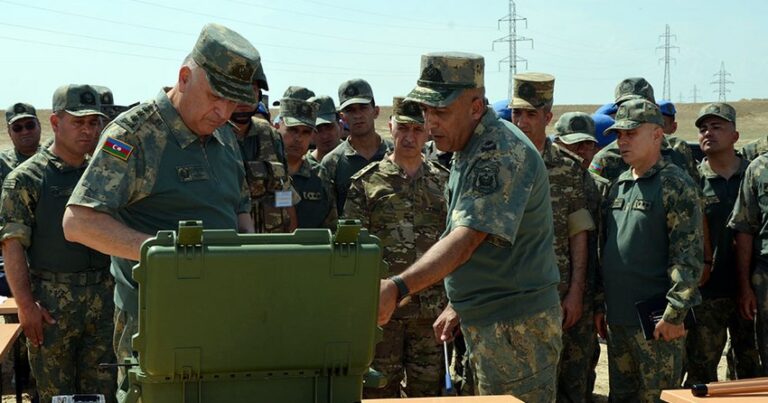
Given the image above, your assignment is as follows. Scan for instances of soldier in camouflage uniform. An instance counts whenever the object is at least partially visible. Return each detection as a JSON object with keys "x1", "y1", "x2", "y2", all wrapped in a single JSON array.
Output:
[
  {"x1": 0, "y1": 84, "x2": 116, "y2": 402},
  {"x1": 346, "y1": 96, "x2": 448, "y2": 398},
  {"x1": 227, "y1": 81, "x2": 301, "y2": 233},
  {"x1": 589, "y1": 78, "x2": 699, "y2": 183},
  {"x1": 378, "y1": 52, "x2": 562, "y2": 401},
  {"x1": 685, "y1": 103, "x2": 763, "y2": 385},
  {"x1": 306, "y1": 95, "x2": 342, "y2": 164},
  {"x1": 63, "y1": 24, "x2": 255, "y2": 396},
  {"x1": 2, "y1": 102, "x2": 41, "y2": 184},
  {"x1": 739, "y1": 135, "x2": 768, "y2": 162},
  {"x1": 596, "y1": 99, "x2": 703, "y2": 402},
  {"x1": 277, "y1": 98, "x2": 337, "y2": 229},
  {"x1": 511, "y1": 75, "x2": 595, "y2": 403},
  {"x1": 320, "y1": 79, "x2": 392, "y2": 215}
]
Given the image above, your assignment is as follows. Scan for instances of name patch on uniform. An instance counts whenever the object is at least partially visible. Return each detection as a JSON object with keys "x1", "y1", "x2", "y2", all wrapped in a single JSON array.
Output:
[
  {"x1": 302, "y1": 191, "x2": 322, "y2": 201},
  {"x1": 589, "y1": 161, "x2": 603, "y2": 175},
  {"x1": 632, "y1": 199, "x2": 652, "y2": 211},
  {"x1": 472, "y1": 160, "x2": 500, "y2": 195},
  {"x1": 176, "y1": 165, "x2": 209, "y2": 182},
  {"x1": 611, "y1": 198, "x2": 625, "y2": 209},
  {"x1": 102, "y1": 137, "x2": 134, "y2": 161}
]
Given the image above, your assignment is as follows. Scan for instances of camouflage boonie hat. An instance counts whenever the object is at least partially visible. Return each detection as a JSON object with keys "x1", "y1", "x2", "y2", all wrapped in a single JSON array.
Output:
[
  {"x1": 614, "y1": 77, "x2": 656, "y2": 105},
  {"x1": 392, "y1": 96, "x2": 423, "y2": 124},
  {"x1": 253, "y1": 63, "x2": 269, "y2": 91},
  {"x1": 405, "y1": 52, "x2": 484, "y2": 108},
  {"x1": 191, "y1": 23, "x2": 260, "y2": 105},
  {"x1": 308, "y1": 95, "x2": 338, "y2": 125},
  {"x1": 280, "y1": 98, "x2": 318, "y2": 128},
  {"x1": 554, "y1": 112, "x2": 596, "y2": 145},
  {"x1": 695, "y1": 102, "x2": 736, "y2": 127},
  {"x1": 338, "y1": 79, "x2": 374, "y2": 110},
  {"x1": 272, "y1": 86, "x2": 315, "y2": 106},
  {"x1": 604, "y1": 98, "x2": 663, "y2": 134},
  {"x1": 510, "y1": 72, "x2": 554, "y2": 110},
  {"x1": 5, "y1": 102, "x2": 37, "y2": 124},
  {"x1": 52, "y1": 84, "x2": 107, "y2": 118}
]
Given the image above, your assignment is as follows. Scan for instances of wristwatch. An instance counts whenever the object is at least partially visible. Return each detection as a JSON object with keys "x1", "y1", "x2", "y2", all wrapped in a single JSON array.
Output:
[{"x1": 389, "y1": 275, "x2": 410, "y2": 302}]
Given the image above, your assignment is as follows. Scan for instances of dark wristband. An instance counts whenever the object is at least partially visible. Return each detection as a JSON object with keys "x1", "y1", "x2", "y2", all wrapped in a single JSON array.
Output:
[{"x1": 389, "y1": 275, "x2": 410, "y2": 301}]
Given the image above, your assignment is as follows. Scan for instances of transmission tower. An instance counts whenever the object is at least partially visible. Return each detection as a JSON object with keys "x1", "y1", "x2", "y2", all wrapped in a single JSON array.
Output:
[
  {"x1": 678, "y1": 92, "x2": 684, "y2": 104},
  {"x1": 711, "y1": 61, "x2": 734, "y2": 102},
  {"x1": 492, "y1": 0, "x2": 533, "y2": 101},
  {"x1": 656, "y1": 24, "x2": 678, "y2": 101},
  {"x1": 690, "y1": 85, "x2": 700, "y2": 103}
]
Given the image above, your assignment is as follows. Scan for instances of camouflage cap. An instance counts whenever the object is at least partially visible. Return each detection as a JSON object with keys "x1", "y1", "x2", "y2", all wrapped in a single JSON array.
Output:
[
  {"x1": 5, "y1": 102, "x2": 37, "y2": 124},
  {"x1": 554, "y1": 112, "x2": 596, "y2": 145},
  {"x1": 510, "y1": 72, "x2": 555, "y2": 110},
  {"x1": 191, "y1": 23, "x2": 260, "y2": 105},
  {"x1": 272, "y1": 86, "x2": 315, "y2": 106},
  {"x1": 392, "y1": 96, "x2": 424, "y2": 124},
  {"x1": 253, "y1": 63, "x2": 269, "y2": 91},
  {"x1": 695, "y1": 102, "x2": 736, "y2": 127},
  {"x1": 604, "y1": 98, "x2": 663, "y2": 134},
  {"x1": 52, "y1": 84, "x2": 107, "y2": 118},
  {"x1": 405, "y1": 52, "x2": 484, "y2": 108},
  {"x1": 614, "y1": 77, "x2": 656, "y2": 105},
  {"x1": 338, "y1": 79, "x2": 374, "y2": 110},
  {"x1": 308, "y1": 95, "x2": 338, "y2": 125},
  {"x1": 92, "y1": 85, "x2": 130, "y2": 121},
  {"x1": 280, "y1": 98, "x2": 318, "y2": 128}
]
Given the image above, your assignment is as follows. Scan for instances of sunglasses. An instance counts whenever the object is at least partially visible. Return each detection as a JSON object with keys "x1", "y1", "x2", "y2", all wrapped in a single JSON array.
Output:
[{"x1": 11, "y1": 121, "x2": 36, "y2": 133}]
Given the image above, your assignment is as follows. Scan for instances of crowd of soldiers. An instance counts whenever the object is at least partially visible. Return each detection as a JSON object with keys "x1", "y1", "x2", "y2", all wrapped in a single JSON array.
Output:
[{"x1": 0, "y1": 22, "x2": 766, "y2": 403}]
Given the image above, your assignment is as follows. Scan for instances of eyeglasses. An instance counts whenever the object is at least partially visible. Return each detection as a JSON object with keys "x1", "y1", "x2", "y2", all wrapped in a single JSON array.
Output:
[{"x1": 11, "y1": 121, "x2": 36, "y2": 133}]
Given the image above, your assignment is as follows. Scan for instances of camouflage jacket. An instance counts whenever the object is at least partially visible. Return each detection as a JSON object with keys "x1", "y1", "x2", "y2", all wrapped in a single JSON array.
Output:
[
  {"x1": 542, "y1": 139, "x2": 594, "y2": 298},
  {"x1": 589, "y1": 135, "x2": 700, "y2": 183},
  {"x1": 728, "y1": 154, "x2": 768, "y2": 264},
  {"x1": 344, "y1": 157, "x2": 449, "y2": 318},
  {"x1": 739, "y1": 135, "x2": 768, "y2": 162},
  {"x1": 0, "y1": 147, "x2": 37, "y2": 185}
]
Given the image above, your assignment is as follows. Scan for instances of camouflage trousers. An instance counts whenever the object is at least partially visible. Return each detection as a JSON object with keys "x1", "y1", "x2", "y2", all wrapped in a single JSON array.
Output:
[
  {"x1": 363, "y1": 316, "x2": 444, "y2": 398},
  {"x1": 462, "y1": 305, "x2": 563, "y2": 401},
  {"x1": 113, "y1": 305, "x2": 139, "y2": 401},
  {"x1": 558, "y1": 304, "x2": 598, "y2": 403},
  {"x1": 449, "y1": 332, "x2": 475, "y2": 396},
  {"x1": 28, "y1": 276, "x2": 117, "y2": 403},
  {"x1": 752, "y1": 267, "x2": 768, "y2": 374},
  {"x1": 607, "y1": 324, "x2": 684, "y2": 403},
  {"x1": 725, "y1": 310, "x2": 763, "y2": 380}
]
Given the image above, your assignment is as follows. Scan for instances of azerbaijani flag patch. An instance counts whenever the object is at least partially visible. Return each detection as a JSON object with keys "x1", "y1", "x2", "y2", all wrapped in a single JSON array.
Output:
[
  {"x1": 102, "y1": 137, "x2": 134, "y2": 161},
  {"x1": 588, "y1": 161, "x2": 603, "y2": 175}
]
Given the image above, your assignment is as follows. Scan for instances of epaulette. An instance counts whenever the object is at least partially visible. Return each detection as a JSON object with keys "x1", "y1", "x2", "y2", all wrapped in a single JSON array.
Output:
[
  {"x1": 427, "y1": 159, "x2": 450, "y2": 175},
  {"x1": 112, "y1": 102, "x2": 155, "y2": 133},
  {"x1": 350, "y1": 160, "x2": 379, "y2": 181}
]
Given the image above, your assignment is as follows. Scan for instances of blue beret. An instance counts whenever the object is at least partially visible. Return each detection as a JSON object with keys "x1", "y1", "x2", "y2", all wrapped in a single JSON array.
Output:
[
  {"x1": 594, "y1": 102, "x2": 618, "y2": 116},
  {"x1": 658, "y1": 100, "x2": 676, "y2": 117},
  {"x1": 493, "y1": 98, "x2": 512, "y2": 122},
  {"x1": 591, "y1": 113, "x2": 617, "y2": 148}
]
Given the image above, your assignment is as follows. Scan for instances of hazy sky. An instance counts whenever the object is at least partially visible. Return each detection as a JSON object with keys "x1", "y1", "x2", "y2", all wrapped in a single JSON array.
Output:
[{"x1": 0, "y1": 0, "x2": 764, "y2": 109}]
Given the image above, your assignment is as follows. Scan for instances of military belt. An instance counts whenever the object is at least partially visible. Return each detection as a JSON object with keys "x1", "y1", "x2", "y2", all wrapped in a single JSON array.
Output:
[{"x1": 31, "y1": 269, "x2": 110, "y2": 286}]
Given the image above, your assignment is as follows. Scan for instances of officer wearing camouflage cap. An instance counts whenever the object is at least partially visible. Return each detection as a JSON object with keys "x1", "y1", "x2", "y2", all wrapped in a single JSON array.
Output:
[
  {"x1": 377, "y1": 52, "x2": 561, "y2": 401},
  {"x1": 511, "y1": 73, "x2": 597, "y2": 403},
  {"x1": 0, "y1": 84, "x2": 115, "y2": 401},
  {"x1": 554, "y1": 112, "x2": 598, "y2": 169},
  {"x1": 346, "y1": 97, "x2": 448, "y2": 398},
  {"x1": 2, "y1": 102, "x2": 41, "y2": 186},
  {"x1": 307, "y1": 96, "x2": 342, "y2": 164},
  {"x1": 321, "y1": 79, "x2": 391, "y2": 215},
  {"x1": 276, "y1": 98, "x2": 336, "y2": 229},
  {"x1": 596, "y1": 98, "x2": 703, "y2": 402},
  {"x1": 63, "y1": 23, "x2": 257, "y2": 394}
]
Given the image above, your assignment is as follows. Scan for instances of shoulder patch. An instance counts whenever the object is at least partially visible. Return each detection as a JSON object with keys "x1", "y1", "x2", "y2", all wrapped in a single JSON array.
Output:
[
  {"x1": 102, "y1": 137, "x2": 135, "y2": 161},
  {"x1": 588, "y1": 161, "x2": 603, "y2": 175},
  {"x1": 113, "y1": 102, "x2": 154, "y2": 132}
]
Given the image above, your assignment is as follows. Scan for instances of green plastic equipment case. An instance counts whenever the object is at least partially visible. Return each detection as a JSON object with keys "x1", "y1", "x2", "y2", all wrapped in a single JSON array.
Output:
[{"x1": 120, "y1": 220, "x2": 383, "y2": 403}]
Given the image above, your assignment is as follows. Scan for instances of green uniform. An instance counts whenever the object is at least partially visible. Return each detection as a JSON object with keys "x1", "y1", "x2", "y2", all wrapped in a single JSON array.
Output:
[
  {"x1": 0, "y1": 147, "x2": 37, "y2": 184},
  {"x1": 601, "y1": 159, "x2": 703, "y2": 402},
  {"x1": 739, "y1": 136, "x2": 768, "y2": 162},
  {"x1": 727, "y1": 153, "x2": 768, "y2": 373},
  {"x1": 685, "y1": 158, "x2": 762, "y2": 384},
  {"x1": 345, "y1": 157, "x2": 448, "y2": 398},
  {"x1": 319, "y1": 136, "x2": 391, "y2": 215},
  {"x1": 589, "y1": 135, "x2": 700, "y2": 183},
  {"x1": 231, "y1": 117, "x2": 299, "y2": 233},
  {"x1": 67, "y1": 90, "x2": 250, "y2": 387},
  {"x1": 0, "y1": 149, "x2": 116, "y2": 402},
  {"x1": 291, "y1": 157, "x2": 336, "y2": 229},
  {"x1": 445, "y1": 108, "x2": 561, "y2": 400}
]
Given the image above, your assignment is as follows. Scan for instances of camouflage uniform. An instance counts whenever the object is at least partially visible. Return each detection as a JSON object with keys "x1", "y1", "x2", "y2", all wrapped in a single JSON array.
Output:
[
  {"x1": 589, "y1": 135, "x2": 699, "y2": 183},
  {"x1": 345, "y1": 157, "x2": 449, "y2": 397},
  {"x1": 0, "y1": 115, "x2": 116, "y2": 402},
  {"x1": 406, "y1": 53, "x2": 562, "y2": 401},
  {"x1": 600, "y1": 99, "x2": 703, "y2": 402},
  {"x1": 2, "y1": 102, "x2": 41, "y2": 184},
  {"x1": 727, "y1": 153, "x2": 768, "y2": 374},
  {"x1": 739, "y1": 136, "x2": 768, "y2": 162}
]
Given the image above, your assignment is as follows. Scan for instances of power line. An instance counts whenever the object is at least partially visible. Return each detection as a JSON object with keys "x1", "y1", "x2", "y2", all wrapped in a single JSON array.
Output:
[
  {"x1": 492, "y1": 0, "x2": 533, "y2": 101},
  {"x1": 656, "y1": 24, "x2": 678, "y2": 101},
  {"x1": 711, "y1": 61, "x2": 734, "y2": 102},
  {"x1": 690, "y1": 85, "x2": 700, "y2": 103}
]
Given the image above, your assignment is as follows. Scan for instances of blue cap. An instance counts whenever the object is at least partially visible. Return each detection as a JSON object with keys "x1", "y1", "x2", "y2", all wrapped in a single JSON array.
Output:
[
  {"x1": 256, "y1": 102, "x2": 268, "y2": 116},
  {"x1": 658, "y1": 100, "x2": 676, "y2": 117},
  {"x1": 591, "y1": 113, "x2": 616, "y2": 148},
  {"x1": 493, "y1": 98, "x2": 511, "y2": 121},
  {"x1": 595, "y1": 102, "x2": 617, "y2": 116}
]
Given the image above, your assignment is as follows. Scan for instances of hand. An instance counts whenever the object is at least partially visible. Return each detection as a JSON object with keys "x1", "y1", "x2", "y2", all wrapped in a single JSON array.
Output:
[
  {"x1": 18, "y1": 301, "x2": 56, "y2": 347},
  {"x1": 653, "y1": 319, "x2": 686, "y2": 341},
  {"x1": 738, "y1": 286, "x2": 758, "y2": 320},
  {"x1": 699, "y1": 264, "x2": 712, "y2": 286},
  {"x1": 561, "y1": 289, "x2": 584, "y2": 330},
  {"x1": 594, "y1": 312, "x2": 607, "y2": 340},
  {"x1": 378, "y1": 279, "x2": 398, "y2": 326},
  {"x1": 433, "y1": 304, "x2": 460, "y2": 343}
]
